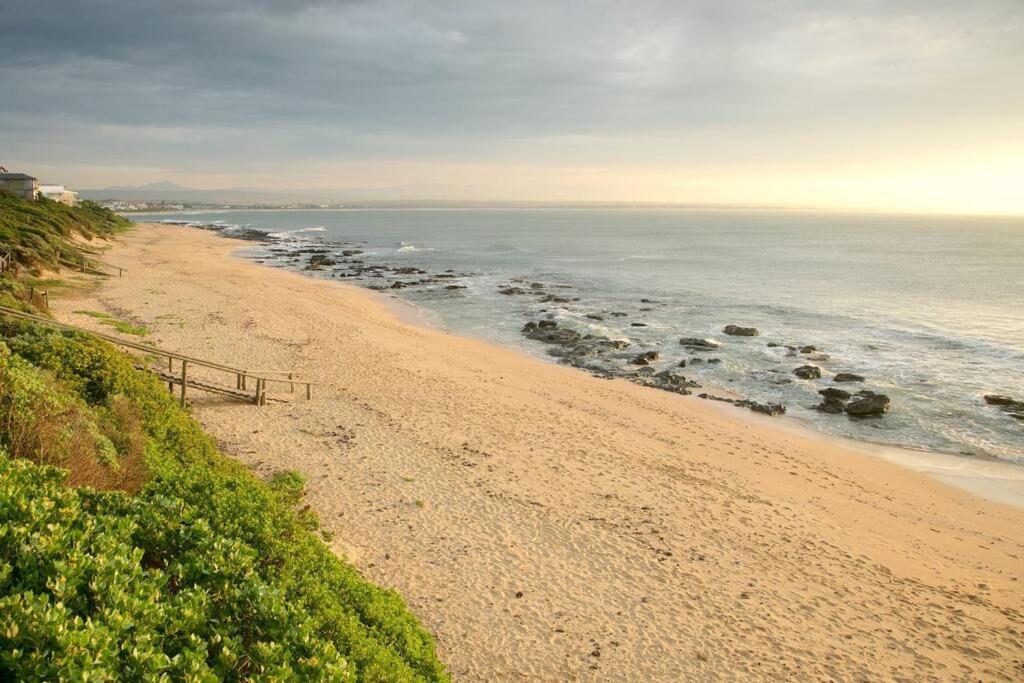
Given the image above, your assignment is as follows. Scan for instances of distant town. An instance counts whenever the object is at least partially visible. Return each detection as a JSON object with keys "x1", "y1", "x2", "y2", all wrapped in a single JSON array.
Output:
[{"x1": 97, "y1": 200, "x2": 351, "y2": 213}]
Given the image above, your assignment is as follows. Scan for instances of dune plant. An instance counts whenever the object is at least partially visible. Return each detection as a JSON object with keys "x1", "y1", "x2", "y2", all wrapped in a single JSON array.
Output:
[{"x1": 0, "y1": 322, "x2": 447, "y2": 681}]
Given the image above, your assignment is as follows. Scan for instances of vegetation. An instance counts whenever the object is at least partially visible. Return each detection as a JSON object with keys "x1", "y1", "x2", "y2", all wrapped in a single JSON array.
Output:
[
  {"x1": 0, "y1": 190, "x2": 131, "y2": 272},
  {"x1": 0, "y1": 317, "x2": 446, "y2": 678},
  {"x1": 74, "y1": 309, "x2": 149, "y2": 336}
]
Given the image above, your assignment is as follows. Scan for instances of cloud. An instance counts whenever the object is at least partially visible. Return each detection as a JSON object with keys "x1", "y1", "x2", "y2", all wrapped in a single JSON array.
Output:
[{"x1": 1, "y1": 0, "x2": 1022, "y2": 210}]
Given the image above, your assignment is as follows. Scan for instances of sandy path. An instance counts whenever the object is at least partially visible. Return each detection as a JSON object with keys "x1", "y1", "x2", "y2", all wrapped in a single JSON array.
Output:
[{"x1": 53, "y1": 224, "x2": 1024, "y2": 681}]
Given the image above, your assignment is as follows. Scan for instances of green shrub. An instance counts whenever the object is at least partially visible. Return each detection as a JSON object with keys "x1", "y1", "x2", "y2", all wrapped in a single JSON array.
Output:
[{"x1": 0, "y1": 324, "x2": 448, "y2": 681}]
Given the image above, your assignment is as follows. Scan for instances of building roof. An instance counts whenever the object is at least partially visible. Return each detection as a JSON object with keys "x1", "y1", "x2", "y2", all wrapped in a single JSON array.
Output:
[{"x1": 0, "y1": 173, "x2": 36, "y2": 180}]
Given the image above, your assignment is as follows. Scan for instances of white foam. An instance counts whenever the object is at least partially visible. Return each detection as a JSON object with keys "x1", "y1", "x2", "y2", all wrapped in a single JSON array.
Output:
[{"x1": 267, "y1": 226, "x2": 327, "y2": 238}]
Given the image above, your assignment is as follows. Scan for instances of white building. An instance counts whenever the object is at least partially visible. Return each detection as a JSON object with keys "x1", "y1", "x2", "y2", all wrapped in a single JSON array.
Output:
[{"x1": 38, "y1": 184, "x2": 79, "y2": 206}]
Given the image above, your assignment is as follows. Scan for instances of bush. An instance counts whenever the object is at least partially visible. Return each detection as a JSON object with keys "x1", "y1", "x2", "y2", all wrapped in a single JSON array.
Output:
[{"x1": 0, "y1": 323, "x2": 447, "y2": 681}]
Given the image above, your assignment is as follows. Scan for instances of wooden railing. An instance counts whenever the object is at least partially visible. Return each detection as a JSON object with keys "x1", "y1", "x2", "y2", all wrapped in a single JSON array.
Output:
[
  {"x1": 0, "y1": 305, "x2": 313, "y2": 407},
  {"x1": 0, "y1": 252, "x2": 11, "y2": 276},
  {"x1": 58, "y1": 255, "x2": 126, "y2": 278}
]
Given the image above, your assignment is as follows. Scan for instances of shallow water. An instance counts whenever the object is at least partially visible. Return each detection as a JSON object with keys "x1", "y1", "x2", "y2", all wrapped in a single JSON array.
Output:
[{"x1": 138, "y1": 208, "x2": 1024, "y2": 463}]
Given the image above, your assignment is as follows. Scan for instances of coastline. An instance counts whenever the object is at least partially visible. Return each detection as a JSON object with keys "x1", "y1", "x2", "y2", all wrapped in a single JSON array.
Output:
[
  {"x1": 54, "y1": 223, "x2": 1024, "y2": 680},
  {"x1": 345, "y1": 251, "x2": 1024, "y2": 509}
]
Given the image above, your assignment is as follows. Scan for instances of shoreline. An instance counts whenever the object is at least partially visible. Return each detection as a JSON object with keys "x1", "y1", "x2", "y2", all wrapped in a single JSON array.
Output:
[
  {"x1": 156, "y1": 212, "x2": 1024, "y2": 466},
  {"x1": 264, "y1": 242, "x2": 1024, "y2": 509},
  {"x1": 54, "y1": 223, "x2": 1024, "y2": 680}
]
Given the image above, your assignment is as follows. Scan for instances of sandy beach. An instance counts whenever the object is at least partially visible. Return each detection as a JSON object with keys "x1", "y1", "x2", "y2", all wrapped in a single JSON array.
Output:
[{"x1": 54, "y1": 223, "x2": 1024, "y2": 681}]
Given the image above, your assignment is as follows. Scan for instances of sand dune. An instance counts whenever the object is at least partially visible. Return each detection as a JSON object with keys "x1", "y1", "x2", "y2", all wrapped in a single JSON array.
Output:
[{"x1": 54, "y1": 224, "x2": 1024, "y2": 681}]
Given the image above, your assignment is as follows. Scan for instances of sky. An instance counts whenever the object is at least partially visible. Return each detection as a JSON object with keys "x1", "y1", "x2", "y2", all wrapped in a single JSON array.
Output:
[{"x1": 2, "y1": 0, "x2": 1023, "y2": 213}]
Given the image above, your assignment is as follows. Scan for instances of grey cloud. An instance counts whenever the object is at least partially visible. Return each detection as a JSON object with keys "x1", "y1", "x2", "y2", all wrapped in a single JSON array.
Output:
[{"x1": 1, "y1": 0, "x2": 1022, "y2": 173}]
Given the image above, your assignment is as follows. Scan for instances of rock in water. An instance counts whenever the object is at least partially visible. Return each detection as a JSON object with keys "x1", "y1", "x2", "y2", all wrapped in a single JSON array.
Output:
[
  {"x1": 723, "y1": 325, "x2": 759, "y2": 337},
  {"x1": 984, "y1": 394, "x2": 1024, "y2": 409},
  {"x1": 818, "y1": 387, "x2": 851, "y2": 401},
  {"x1": 679, "y1": 337, "x2": 722, "y2": 350},
  {"x1": 815, "y1": 398, "x2": 847, "y2": 414},
  {"x1": 845, "y1": 391, "x2": 891, "y2": 416},
  {"x1": 630, "y1": 350, "x2": 661, "y2": 366},
  {"x1": 793, "y1": 365, "x2": 822, "y2": 380},
  {"x1": 834, "y1": 373, "x2": 866, "y2": 383},
  {"x1": 983, "y1": 395, "x2": 1024, "y2": 421}
]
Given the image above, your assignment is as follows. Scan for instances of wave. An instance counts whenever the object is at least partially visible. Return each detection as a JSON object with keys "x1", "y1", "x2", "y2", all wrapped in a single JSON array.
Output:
[
  {"x1": 397, "y1": 242, "x2": 438, "y2": 253},
  {"x1": 267, "y1": 226, "x2": 327, "y2": 238}
]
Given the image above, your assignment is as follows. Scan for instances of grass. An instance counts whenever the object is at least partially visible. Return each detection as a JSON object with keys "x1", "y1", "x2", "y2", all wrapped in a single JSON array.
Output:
[
  {"x1": 0, "y1": 190, "x2": 131, "y2": 274},
  {"x1": 73, "y1": 309, "x2": 148, "y2": 336}
]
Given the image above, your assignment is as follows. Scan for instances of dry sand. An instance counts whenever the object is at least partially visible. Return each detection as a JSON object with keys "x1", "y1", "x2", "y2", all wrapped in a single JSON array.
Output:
[{"x1": 53, "y1": 224, "x2": 1024, "y2": 681}]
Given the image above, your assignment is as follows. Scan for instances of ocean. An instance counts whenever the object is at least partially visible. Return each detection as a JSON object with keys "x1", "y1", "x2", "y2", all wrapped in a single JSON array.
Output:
[{"x1": 138, "y1": 208, "x2": 1024, "y2": 464}]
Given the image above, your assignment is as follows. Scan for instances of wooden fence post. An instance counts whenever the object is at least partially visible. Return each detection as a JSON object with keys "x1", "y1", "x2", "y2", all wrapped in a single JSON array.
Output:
[
  {"x1": 41, "y1": 291, "x2": 48, "y2": 310},
  {"x1": 180, "y1": 360, "x2": 188, "y2": 407},
  {"x1": 168, "y1": 357, "x2": 174, "y2": 392},
  {"x1": 289, "y1": 372, "x2": 295, "y2": 393},
  {"x1": 306, "y1": 383, "x2": 312, "y2": 400}
]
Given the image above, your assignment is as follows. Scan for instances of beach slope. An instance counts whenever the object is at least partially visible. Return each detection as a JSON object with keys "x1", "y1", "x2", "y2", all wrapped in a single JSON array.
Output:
[{"x1": 54, "y1": 224, "x2": 1024, "y2": 681}]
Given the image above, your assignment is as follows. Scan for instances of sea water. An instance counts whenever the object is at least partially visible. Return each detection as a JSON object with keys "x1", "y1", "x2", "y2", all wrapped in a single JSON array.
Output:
[{"x1": 139, "y1": 208, "x2": 1024, "y2": 464}]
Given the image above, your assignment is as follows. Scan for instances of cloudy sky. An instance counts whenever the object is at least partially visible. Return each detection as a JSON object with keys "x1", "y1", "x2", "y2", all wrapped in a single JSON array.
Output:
[{"x1": 2, "y1": 0, "x2": 1022, "y2": 213}]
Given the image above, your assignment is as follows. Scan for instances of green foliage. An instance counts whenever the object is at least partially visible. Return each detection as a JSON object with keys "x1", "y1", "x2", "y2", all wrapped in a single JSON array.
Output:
[
  {"x1": 0, "y1": 324, "x2": 448, "y2": 681},
  {"x1": 73, "y1": 310, "x2": 149, "y2": 336},
  {"x1": 0, "y1": 190, "x2": 131, "y2": 273}
]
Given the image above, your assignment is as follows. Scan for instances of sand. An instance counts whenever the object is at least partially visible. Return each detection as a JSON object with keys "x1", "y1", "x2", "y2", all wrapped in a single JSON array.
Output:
[{"x1": 53, "y1": 223, "x2": 1024, "y2": 681}]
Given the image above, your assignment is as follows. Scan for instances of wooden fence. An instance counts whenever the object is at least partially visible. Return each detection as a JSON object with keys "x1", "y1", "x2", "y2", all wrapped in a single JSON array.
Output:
[{"x1": 0, "y1": 305, "x2": 313, "y2": 407}]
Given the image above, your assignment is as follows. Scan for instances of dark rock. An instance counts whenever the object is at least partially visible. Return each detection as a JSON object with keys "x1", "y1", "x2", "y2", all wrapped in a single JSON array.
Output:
[
  {"x1": 697, "y1": 393, "x2": 785, "y2": 415},
  {"x1": 983, "y1": 395, "x2": 1024, "y2": 409},
  {"x1": 640, "y1": 298, "x2": 659, "y2": 303},
  {"x1": 677, "y1": 359, "x2": 686, "y2": 368},
  {"x1": 529, "y1": 328, "x2": 581, "y2": 346},
  {"x1": 707, "y1": 358, "x2": 722, "y2": 364},
  {"x1": 833, "y1": 373, "x2": 865, "y2": 383},
  {"x1": 766, "y1": 342, "x2": 782, "y2": 348},
  {"x1": 610, "y1": 312, "x2": 628, "y2": 317},
  {"x1": 737, "y1": 400, "x2": 786, "y2": 416},
  {"x1": 632, "y1": 369, "x2": 700, "y2": 395},
  {"x1": 444, "y1": 284, "x2": 467, "y2": 290},
  {"x1": 679, "y1": 337, "x2": 722, "y2": 349},
  {"x1": 800, "y1": 345, "x2": 817, "y2": 354},
  {"x1": 631, "y1": 322, "x2": 648, "y2": 327},
  {"x1": 983, "y1": 395, "x2": 1024, "y2": 421},
  {"x1": 793, "y1": 365, "x2": 822, "y2": 380},
  {"x1": 723, "y1": 325, "x2": 759, "y2": 337},
  {"x1": 630, "y1": 350, "x2": 661, "y2": 366},
  {"x1": 818, "y1": 387, "x2": 851, "y2": 401},
  {"x1": 499, "y1": 287, "x2": 527, "y2": 295},
  {"x1": 815, "y1": 398, "x2": 847, "y2": 414},
  {"x1": 585, "y1": 314, "x2": 605, "y2": 321},
  {"x1": 845, "y1": 391, "x2": 891, "y2": 417}
]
